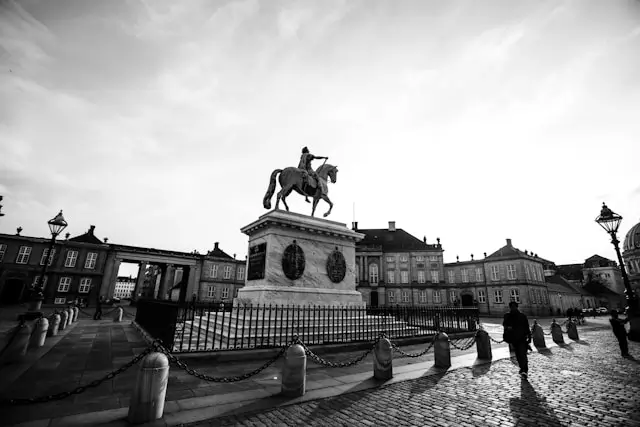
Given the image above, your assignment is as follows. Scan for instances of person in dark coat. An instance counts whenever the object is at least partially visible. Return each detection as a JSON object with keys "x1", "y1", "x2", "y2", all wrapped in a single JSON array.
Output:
[
  {"x1": 94, "y1": 295, "x2": 104, "y2": 320},
  {"x1": 503, "y1": 301, "x2": 532, "y2": 379},
  {"x1": 609, "y1": 310, "x2": 629, "y2": 357}
]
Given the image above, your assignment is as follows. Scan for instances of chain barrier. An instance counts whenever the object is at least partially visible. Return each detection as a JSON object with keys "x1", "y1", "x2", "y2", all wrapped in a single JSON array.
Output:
[
  {"x1": 488, "y1": 335, "x2": 505, "y2": 344},
  {"x1": 449, "y1": 331, "x2": 479, "y2": 351},
  {"x1": 0, "y1": 346, "x2": 155, "y2": 405},
  {"x1": 0, "y1": 319, "x2": 26, "y2": 358},
  {"x1": 297, "y1": 335, "x2": 380, "y2": 368},
  {"x1": 154, "y1": 340, "x2": 292, "y2": 383},
  {"x1": 390, "y1": 335, "x2": 437, "y2": 358}
]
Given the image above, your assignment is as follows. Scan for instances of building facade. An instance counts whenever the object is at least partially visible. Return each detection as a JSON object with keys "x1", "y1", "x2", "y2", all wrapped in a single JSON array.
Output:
[
  {"x1": 113, "y1": 276, "x2": 136, "y2": 299},
  {"x1": 196, "y1": 242, "x2": 246, "y2": 302},
  {"x1": 0, "y1": 225, "x2": 109, "y2": 306},
  {"x1": 623, "y1": 220, "x2": 640, "y2": 299},
  {"x1": 354, "y1": 221, "x2": 446, "y2": 307},
  {"x1": 582, "y1": 255, "x2": 625, "y2": 295}
]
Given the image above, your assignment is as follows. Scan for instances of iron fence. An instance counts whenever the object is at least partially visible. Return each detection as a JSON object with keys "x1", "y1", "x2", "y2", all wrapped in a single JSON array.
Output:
[{"x1": 135, "y1": 300, "x2": 479, "y2": 352}]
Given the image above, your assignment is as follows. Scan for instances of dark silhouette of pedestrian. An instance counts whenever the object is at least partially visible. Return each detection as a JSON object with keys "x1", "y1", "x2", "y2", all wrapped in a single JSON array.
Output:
[
  {"x1": 609, "y1": 310, "x2": 629, "y2": 357},
  {"x1": 503, "y1": 301, "x2": 532, "y2": 379},
  {"x1": 94, "y1": 295, "x2": 104, "y2": 320}
]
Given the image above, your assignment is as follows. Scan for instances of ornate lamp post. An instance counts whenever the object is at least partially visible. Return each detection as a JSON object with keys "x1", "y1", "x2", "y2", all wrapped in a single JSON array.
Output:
[
  {"x1": 23, "y1": 211, "x2": 68, "y2": 319},
  {"x1": 596, "y1": 202, "x2": 639, "y2": 341}
]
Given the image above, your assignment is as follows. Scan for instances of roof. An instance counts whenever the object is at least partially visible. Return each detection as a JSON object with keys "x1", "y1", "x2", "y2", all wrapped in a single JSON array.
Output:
[
  {"x1": 356, "y1": 228, "x2": 439, "y2": 252},
  {"x1": 545, "y1": 274, "x2": 582, "y2": 294},
  {"x1": 623, "y1": 220, "x2": 640, "y2": 252},
  {"x1": 583, "y1": 280, "x2": 622, "y2": 297},
  {"x1": 555, "y1": 264, "x2": 584, "y2": 282},
  {"x1": 68, "y1": 226, "x2": 103, "y2": 245},
  {"x1": 584, "y1": 254, "x2": 616, "y2": 268},
  {"x1": 206, "y1": 242, "x2": 234, "y2": 260},
  {"x1": 485, "y1": 239, "x2": 536, "y2": 261}
]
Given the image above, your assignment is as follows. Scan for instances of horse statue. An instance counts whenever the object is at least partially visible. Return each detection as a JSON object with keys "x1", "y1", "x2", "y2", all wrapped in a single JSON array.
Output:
[{"x1": 263, "y1": 163, "x2": 338, "y2": 217}]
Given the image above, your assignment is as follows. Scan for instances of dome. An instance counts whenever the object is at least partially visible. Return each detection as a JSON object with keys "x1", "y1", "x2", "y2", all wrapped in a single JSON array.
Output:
[{"x1": 623, "y1": 220, "x2": 640, "y2": 251}]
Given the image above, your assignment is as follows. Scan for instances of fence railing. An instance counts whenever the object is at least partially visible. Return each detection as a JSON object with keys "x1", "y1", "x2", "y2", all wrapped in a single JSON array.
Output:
[{"x1": 135, "y1": 300, "x2": 479, "y2": 352}]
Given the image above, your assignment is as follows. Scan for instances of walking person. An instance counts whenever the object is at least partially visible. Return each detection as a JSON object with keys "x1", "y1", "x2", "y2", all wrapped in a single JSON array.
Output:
[
  {"x1": 609, "y1": 310, "x2": 630, "y2": 357},
  {"x1": 93, "y1": 295, "x2": 104, "y2": 320},
  {"x1": 503, "y1": 301, "x2": 532, "y2": 379}
]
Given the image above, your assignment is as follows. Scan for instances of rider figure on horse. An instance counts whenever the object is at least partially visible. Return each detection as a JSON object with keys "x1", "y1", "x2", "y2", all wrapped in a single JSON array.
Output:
[{"x1": 298, "y1": 147, "x2": 328, "y2": 203}]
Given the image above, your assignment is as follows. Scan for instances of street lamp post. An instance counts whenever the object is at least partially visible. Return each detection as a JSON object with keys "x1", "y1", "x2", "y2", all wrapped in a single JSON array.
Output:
[
  {"x1": 21, "y1": 211, "x2": 68, "y2": 321},
  {"x1": 596, "y1": 202, "x2": 640, "y2": 341}
]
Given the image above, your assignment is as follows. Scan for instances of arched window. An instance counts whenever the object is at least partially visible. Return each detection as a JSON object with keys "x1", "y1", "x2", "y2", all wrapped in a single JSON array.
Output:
[{"x1": 369, "y1": 263, "x2": 378, "y2": 284}]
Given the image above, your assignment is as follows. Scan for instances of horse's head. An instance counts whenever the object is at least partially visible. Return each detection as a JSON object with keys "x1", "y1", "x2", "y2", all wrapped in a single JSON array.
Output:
[
  {"x1": 318, "y1": 163, "x2": 338, "y2": 183},
  {"x1": 328, "y1": 165, "x2": 338, "y2": 183}
]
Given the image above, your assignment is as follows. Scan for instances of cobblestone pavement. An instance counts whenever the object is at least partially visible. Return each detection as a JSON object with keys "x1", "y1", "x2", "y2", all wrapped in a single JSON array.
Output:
[{"x1": 187, "y1": 329, "x2": 640, "y2": 427}]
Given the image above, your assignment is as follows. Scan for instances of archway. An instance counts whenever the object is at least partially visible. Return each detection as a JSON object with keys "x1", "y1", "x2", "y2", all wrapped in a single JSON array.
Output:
[
  {"x1": 461, "y1": 293, "x2": 474, "y2": 307},
  {"x1": 1, "y1": 279, "x2": 26, "y2": 305},
  {"x1": 370, "y1": 290, "x2": 379, "y2": 307}
]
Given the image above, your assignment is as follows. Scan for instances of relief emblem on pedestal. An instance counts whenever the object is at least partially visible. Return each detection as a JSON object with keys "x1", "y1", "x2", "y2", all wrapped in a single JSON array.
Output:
[
  {"x1": 282, "y1": 240, "x2": 305, "y2": 280},
  {"x1": 326, "y1": 247, "x2": 347, "y2": 283}
]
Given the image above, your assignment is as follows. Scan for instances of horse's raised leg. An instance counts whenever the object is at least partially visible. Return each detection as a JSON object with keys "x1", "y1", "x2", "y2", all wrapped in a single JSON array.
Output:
[
  {"x1": 321, "y1": 194, "x2": 333, "y2": 217},
  {"x1": 311, "y1": 197, "x2": 320, "y2": 217}
]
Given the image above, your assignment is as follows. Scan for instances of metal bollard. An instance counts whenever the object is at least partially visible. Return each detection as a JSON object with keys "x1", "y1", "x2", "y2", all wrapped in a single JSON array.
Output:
[
  {"x1": 47, "y1": 313, "x2": 61, "y2": 337},
  {"x1": 550, "y1": 319, "x2": 564, "y2": 344},
  {"x1": 59, "y1": 310, "x2": 69, "y2": 331},
  {"x1": 66, "y1": 308, "x2": 73, "y2": 325},
  {"x1": 281, "y1": 344, "x2": 306, "y2": 397},
  {"x1": 127, "y1": 352, "x2": 169, "y2": 424},
  {"x1": 373, "y1": 337, "x2": 393, "y2": 380},
  {"x1": 72, "y1": 306, "x2": 79, "y2": 322},
  {"x1": 434, "y1": 332, "x2": 451, "y2": 368},
  {"x1": 567, "y1": 320, "x2": 579, "y2": 341},
  {"x1": 532, "y1": 320, "x2": 546, "y2": 348},
  {"x1": 475, "y1": 328, "x2": 492, "y2": 360},
  {"x1": 114, "y1": 307, "x2": 123, "y2": 323},
  {"x1": 0, "y1": 322, "x2": 34, "y2": 364},
  {"x1": 29, "y1": 317, "x2": 49, "y2": 349}
]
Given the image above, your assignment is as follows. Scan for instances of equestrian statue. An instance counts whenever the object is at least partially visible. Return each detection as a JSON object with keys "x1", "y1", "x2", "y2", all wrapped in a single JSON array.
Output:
[{"x1": 263, "y1": 147, "x2": 338, "y2": 217}]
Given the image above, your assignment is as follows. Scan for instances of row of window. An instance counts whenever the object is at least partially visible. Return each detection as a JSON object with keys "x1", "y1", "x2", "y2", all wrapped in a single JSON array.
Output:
[
  {"x1": 0, "y1": 245, "x2": 99, "y2": 269},
  {"x1": 205, "y1": 263, "x2": 245, "y2": 280},
  {"x1": 206, "y1": 286, "x2": 239, "y2": 299},
  {"x1": 31, "y1": 275, "x2": 93, "y2": 293},
  {"x1": 383, "y1": 288, "x2": 550, "y2": 305},
  {"x1": 386, "y1": 270, "x2": 439, "y2": 284},
  {"x1": 385, "y1": 255, "x2": 439, "y2": 263}
]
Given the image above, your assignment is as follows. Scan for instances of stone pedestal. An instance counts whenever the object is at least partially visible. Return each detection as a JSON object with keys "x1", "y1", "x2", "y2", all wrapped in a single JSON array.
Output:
[{"x1": 237, "y1": 210, "x2": 365, "y2": 307}]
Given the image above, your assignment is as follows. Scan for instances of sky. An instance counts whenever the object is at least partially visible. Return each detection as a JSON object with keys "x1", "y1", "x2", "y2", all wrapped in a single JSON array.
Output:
[{"x1": 1, "y1": 0, "x2": 640, "y2": 277}]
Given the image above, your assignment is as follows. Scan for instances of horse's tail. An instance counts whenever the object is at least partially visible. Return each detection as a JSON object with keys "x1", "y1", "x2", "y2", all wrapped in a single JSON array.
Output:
[{"x1": 263, "y1": 169, "x2": 283, "y2": 209}]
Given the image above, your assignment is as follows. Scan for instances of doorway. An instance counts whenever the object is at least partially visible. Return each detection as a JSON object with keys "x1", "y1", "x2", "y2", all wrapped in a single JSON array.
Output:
[
  {"x1": 0, "y1": 279, "x2": 26, "y2": 304},
  {"x1": 370, "y1": 290, "x2": 379, "y2": 307},
  {"x1": 461, "y1": 293, "x2": 474, "y2": 307}
]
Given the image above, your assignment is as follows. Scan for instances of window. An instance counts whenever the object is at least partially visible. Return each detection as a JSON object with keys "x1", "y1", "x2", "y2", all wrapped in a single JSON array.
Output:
[
  {"x1": 401, "y1": 271, "x2": 409, "y2": 284},
  {"x1": 369, "y1": 264, "x2": 378, "y2": 284},
  {"x1": 0, "y1": 244, "x2": 6, "y2": 262},
  {"x1": 16, "y1": 246, "x2": 32, "y2": 264},
  {"x1": 223, "y1": 265, "x2": 232, "y2": 279},
  {"x1": 237, "y1": 267, "x2": 245, "y2": 281},
  {"x1": 387, "y1": 291, "x2": 395, "y2": 303},
  {"x1": 416, "y1": 256, "x2": 425, "y2": 262},
  {"x1": 491, "y1": 265, "x2": 499, "y2": 281},
  {"x1": 221, "y1": 287, "x2": 229, "y2": 299},
  {"x1": 386, "y1": 256, "x2": 395, "y2": 263},
  {"x1": 65, "y1": 250, "x2": 78, "y2": 268},
  {"x1": 402, "y1": 291, "x2": 409, "y2": 303},
  {"x1": 54, "y1": 297, "x2": 66, "y2": 305},
  {"x1": 58, "y1": 277, "x2": 72, "y2": 292},
  {"x1": 79, "y1": 278, "x2": 91, "y2": 293},
  {"x1": 433, "y1": 290, "x2": 441, "y2": 303},
  {"x1": 208, "y1": 263, "x2": 218, "y2": 278},
  {"x1": 400, "y1": 255, "x2": 408, "y2": 263},
  {"x1": 510, "y1": 288, "x2": 520, "y2": 303},
  {"x1": 461, "y1": 269, "x2": 469, "y2": 283},
  {"x1": 494, "y1": 290, "x2": 503, "y2": 303},
  {"x1": 417, "y1": 270, "x2": 426, "y2": 284},
  {"x1": 429, "y1": 255, "x2": 438, "y2": 262},
  {"x1": 387, "y1": 271, "x2": 395, "y2": 283},
  {"x1": 207, "y1": 286, "x2": 216, "y2": 298},
  {"x1": 507, "y1": 265, "x2": 517, "y2": 280},
  {"x1": 419, "y1": 291, "x2": 427, "y2": 303},
  {"x1": 430, "y1": 270, "x2": 439, "y2": 283},
  {"x1": 84, "y1": 252, "x2": 98, "y2": 269},
  {"x1": 40, "y1": 248, "x2": 56, "y2": 266},
  {"x1": 475, "y1": 268, "x2": 483, "y2": 282},
  {"x1": 448, "y1": 270, "x2": 455, "y2": 284},
  {"x1": 449, "y1": 290, "x2": 456, "y2": 303},
  {"x1": 477, "y1": 290, "x2": 486, "y2": 303},
  {"x1": 32, "y1": 275, "x2": 48, "y2": 288},
  {"x1": 525, "y1": 265, "x2": 531, "y2": 280}
]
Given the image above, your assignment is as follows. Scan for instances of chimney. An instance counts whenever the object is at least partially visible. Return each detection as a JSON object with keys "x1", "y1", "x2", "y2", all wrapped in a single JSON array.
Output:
[
  {"x1": 437, "y1": 237, "x2": 440, "y2": 246},
  {"x1": 233, "y1": 253, "x2": 236, "y2": 259},
  {"x1": 352, "y1": 221, "x2": 358, "y2": 230},
  {"x1": 471, "y1": 254, "x2": 474, "y2": 260},
  {"x1": 525, "y1": 250, "x2": 528, "y2": 255},
  {"x1": 484, "y1": 252, "x2": 487, "y2": 258},
  {"x1": 214, "y1": 242, "x2": 219, "y2": 250},
  {"x1": 65, "y1": 232, "x2": 70, "y2": 240},
  {"x1": 104, "y1": 238, "x2": 109, "y2": 243},
  {"x1": 89, "y1": 225, "x2": 96, "y2": 235},
  {"x1": 423, "y1": 236, "x2": 426, "y2": 243},
  {"x1": 506, "y1": 238, "x2": 512, "y2": 247},
  {"x1": 388, "y1": 221, "x2": 396, "y2": 232},
  {"x1": 16, "y1": 227, "x2": 22, "y2": 236},
  {"x1": 456, "y1": 255, "x2": 459, "y2": 263}
]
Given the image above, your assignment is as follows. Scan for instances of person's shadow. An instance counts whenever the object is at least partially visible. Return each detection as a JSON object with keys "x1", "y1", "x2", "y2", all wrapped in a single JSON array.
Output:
[{"x1": 509, "y1": 379, "x2": 563, "y2": 426}]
